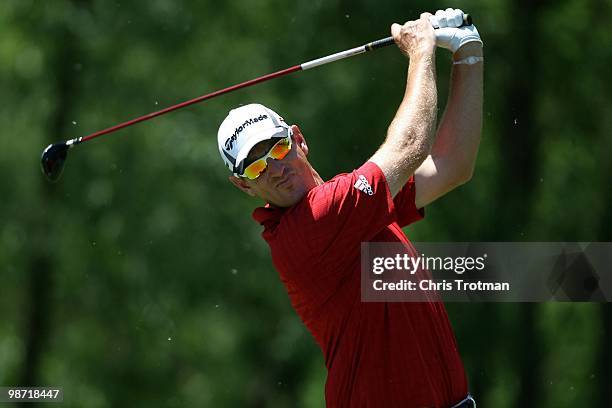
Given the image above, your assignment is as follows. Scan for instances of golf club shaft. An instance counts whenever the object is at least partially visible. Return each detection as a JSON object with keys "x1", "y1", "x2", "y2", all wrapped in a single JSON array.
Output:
[
  {"x1": 75, "y1": 41, "x2": 383, "y2": 145},
  {"x1": 73, "y1": 14, "x2": 471, "y2": 145},
  {"x1": 77, "y1": 65, "x2": 302, "y2": 144}
]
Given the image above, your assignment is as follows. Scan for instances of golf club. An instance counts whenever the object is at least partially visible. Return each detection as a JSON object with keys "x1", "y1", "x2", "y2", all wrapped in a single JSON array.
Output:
[{"x1": 40, "y1": 14, "x2": 472, "y2": 182}]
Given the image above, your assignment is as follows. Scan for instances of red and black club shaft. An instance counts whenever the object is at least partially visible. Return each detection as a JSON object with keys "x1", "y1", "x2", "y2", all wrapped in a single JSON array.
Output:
[{"x1": 40, "y1": 14, "x2": 472, "y2": 181}]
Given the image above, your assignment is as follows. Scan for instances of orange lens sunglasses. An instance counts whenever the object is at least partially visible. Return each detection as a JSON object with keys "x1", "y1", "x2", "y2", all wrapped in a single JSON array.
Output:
[{"x1": 240, "y1": 135, "x2": 292, "y2": 180}]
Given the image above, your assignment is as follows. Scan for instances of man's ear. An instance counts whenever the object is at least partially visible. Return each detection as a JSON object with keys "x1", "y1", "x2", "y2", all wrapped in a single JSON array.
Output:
[
  {"x1": 229, "y1": 175, "x2": 256, "y2": 197},
  {"x1": 291, "y1": 125, "x2": 309, "y2": 156}
]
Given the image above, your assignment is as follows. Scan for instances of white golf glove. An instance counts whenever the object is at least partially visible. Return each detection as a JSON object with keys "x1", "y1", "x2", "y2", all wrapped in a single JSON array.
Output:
[{"x1": 430, "y1": 8, "x2": 482, "y2": 53}]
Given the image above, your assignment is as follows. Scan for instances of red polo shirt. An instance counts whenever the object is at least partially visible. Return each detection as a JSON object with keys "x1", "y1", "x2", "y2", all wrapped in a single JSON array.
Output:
[{"x1": 252, "y1": 162, "x2": 467, "y2": 407}]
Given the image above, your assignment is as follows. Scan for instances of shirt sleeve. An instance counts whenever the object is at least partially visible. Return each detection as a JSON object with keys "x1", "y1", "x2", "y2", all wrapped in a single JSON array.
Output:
[{"x1": 392, "y1": 175, "x2": 425, "y2": 228}]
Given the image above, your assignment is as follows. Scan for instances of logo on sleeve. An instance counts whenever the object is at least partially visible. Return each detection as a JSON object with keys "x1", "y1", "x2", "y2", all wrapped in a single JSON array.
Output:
[{"x1": 354, "y1": 175, "x2": 374, "y2": 196}]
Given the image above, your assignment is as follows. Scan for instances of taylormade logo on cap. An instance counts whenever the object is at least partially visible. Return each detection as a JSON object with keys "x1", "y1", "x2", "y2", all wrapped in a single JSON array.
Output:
[
  {"x1": 217, "y1": 104, "x2": 290, "y2": 174},
  {"x1": 224, "y1": 114, "x2": 269, "y2": 151}
]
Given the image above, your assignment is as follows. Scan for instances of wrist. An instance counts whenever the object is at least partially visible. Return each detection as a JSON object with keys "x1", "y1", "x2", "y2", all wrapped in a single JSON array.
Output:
[
  {"x1": 453, "y1": 42, "x2": 483, "y2": 60},
  {"x1": 453, "y1": 56, "x2": 483, "y2": 66},
  {"x1": 410, "y1": 47, "x2": 436, "y2": 64}
]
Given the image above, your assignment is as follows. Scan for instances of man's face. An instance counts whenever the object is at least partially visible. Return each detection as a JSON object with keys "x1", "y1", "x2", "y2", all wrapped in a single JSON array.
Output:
[{"x1": 229, "y1": 125, "x2": 317, "y2": 208}]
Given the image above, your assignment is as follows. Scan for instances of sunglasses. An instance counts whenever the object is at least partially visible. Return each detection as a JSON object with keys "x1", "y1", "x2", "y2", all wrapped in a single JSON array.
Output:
[{"x1": 238, "y1": 133, "x2": 292, "y2": 180}]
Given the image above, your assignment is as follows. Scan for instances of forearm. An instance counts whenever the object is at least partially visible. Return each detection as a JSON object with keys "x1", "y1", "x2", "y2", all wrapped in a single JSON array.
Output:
[
  {"x1": 369, "y1": 14, "x2": 438, "y2": 196},
  {"x1": 432, "y1": 44, "x2": 483, "y2": 180},
  {"x1": 375, "y1": 56, "x2": 438, "y2": 194},
  {"x1": 389, "y1": 55, "x2": 438, "y2": 158}
]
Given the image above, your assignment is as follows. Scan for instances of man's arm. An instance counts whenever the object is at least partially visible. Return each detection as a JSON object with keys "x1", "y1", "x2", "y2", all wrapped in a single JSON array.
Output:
[
  {"x1": 369, "y1": 14, "x2": 438, "y2": 198},
  {"x1": 414, "y1": 41, "x2": 484, "y2": 209}
]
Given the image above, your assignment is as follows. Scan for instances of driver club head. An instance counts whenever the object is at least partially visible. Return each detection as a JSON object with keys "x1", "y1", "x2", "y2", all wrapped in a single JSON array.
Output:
[{"x1": 41, "y1": 142, "x2": 71, "y2": 182}]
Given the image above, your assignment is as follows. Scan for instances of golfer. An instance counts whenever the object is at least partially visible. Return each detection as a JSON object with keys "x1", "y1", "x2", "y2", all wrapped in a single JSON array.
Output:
[{"x1": 217, "y1": 8, "x2": 482, "y2": 408}]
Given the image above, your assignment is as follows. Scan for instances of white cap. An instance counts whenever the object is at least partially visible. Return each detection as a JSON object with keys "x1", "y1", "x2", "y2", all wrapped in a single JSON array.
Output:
[{"x1": 217, "y1": 104, "x2": 291, "y2": 175}]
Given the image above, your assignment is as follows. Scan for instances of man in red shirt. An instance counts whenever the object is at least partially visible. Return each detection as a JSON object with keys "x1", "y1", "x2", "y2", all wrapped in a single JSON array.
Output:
[{"x1": 217, "y1": 8, "x2": 483, "y2": 408}]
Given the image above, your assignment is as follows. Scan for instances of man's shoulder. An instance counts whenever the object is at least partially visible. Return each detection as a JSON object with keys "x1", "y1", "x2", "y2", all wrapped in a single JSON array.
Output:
[
  {"x1": 305, "y1": 162, "x2": 386, "y2": 201},
  {"x1": 277, "y1": 161, "x2": 390, "y2": 222},
  {"x1": 253, "y1": 161, "x2": 393, "y2": 242}
]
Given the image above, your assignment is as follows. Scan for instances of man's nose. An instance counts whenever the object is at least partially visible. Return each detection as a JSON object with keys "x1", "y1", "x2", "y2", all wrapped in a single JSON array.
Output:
[{"x1": 265, "y1": 157, "x2": 285, "y2": 177}]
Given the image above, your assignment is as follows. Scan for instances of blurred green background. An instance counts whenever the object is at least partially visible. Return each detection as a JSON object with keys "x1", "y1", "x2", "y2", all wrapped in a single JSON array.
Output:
[{"x1": 1, "y1": 0, "x2": 611, "y2": 406}]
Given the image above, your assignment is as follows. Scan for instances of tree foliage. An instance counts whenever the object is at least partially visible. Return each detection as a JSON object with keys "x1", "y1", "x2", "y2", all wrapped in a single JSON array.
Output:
[{"x1": 1, "y1": 0, "x2": 610, "y2": 406}]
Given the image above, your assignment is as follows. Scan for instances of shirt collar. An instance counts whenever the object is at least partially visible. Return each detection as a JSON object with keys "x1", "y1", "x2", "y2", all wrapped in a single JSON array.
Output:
[{"x1": 252, "y1": 203, "x2": 285, "y2": 226}]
